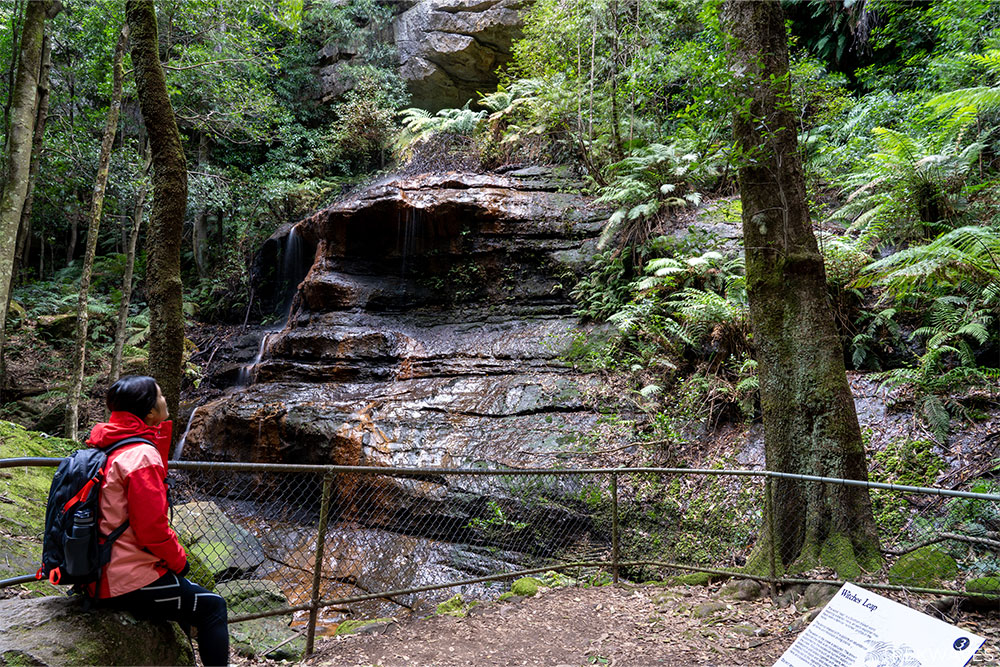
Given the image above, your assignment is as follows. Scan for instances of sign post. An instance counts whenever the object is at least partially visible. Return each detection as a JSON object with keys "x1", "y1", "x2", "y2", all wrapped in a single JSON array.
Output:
[{"x1": 775, "y1": 583, "x2": 985, "y2": 667}]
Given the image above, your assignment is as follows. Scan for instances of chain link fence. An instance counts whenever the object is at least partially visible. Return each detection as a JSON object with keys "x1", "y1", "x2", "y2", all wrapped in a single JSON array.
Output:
[{"x1": 2, "y1": 459, "x2": 999, "y2": 657}]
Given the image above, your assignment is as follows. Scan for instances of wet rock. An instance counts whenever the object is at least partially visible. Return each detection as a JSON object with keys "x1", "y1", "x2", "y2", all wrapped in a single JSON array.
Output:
[
  {"x1": 171, "y1": 501, "x2": 266, "y2": 578},
  {"x1": 0, "y1": 595, "x2": 193, "y2": 666},
  {"x1": 216, "y1": 581, "x2": 303, "y2": 662}
]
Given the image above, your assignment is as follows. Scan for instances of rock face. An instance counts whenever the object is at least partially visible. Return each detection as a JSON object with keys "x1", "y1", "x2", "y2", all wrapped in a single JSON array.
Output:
[
  {"x1": 183, "y1": 169, "x2": 620, "y2": 619},
  {"x1": 393, "y1": 0, "x2": 524, "y2": 110},
  {"x1": 189, "y1": 169, "x2": 615, "y2": 471},
  {"x1": 0, "y1": 596, "x2": 194, "y2": 666}
]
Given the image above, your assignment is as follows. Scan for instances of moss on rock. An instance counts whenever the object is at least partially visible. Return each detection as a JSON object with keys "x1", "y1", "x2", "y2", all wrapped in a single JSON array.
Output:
[
  {"x1": 965, "y1": 576, "x2": 1000, "y2": 596},
  {"x1": 888, "y1": 547, "x2": 958, "y2": 587},
  {"x1": 0, "y1": 422, "x2": 76, "y2": 586},
  {"x1": 334, "y1": 618, "x2": 395, "y2": 636},
  {"x1": 511, "y1": 577, "x2": 543, "y2": 597},
  {"x1": 668, "y1": 572, "x2": 719, "y2": 587}
]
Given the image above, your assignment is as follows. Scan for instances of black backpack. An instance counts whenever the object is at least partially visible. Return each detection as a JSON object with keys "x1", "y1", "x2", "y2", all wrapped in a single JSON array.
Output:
[{"x1": 37, "y1": 437, "x2": 153, "y2": 588}]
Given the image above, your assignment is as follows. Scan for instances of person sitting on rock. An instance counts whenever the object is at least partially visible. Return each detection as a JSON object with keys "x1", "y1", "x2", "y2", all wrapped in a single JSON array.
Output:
[{"x1": 88, "y1": 375, "x2": 229, "y2": 666}]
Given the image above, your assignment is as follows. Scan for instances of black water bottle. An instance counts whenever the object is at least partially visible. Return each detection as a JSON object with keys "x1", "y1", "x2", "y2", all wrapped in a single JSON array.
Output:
[{"x1": 64, "y1": 508, "x2": 96, "y2": 578}]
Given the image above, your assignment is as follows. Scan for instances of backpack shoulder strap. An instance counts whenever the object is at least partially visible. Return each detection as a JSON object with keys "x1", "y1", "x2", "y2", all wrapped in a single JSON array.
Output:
[{"x1": 99, "y1": 436, "x2": 155, "y2": 458}]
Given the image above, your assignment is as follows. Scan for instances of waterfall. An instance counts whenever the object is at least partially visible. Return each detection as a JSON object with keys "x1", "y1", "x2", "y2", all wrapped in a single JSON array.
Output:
[{"x1": 171, "y1": 406, "x2": 200, "y2": 461}]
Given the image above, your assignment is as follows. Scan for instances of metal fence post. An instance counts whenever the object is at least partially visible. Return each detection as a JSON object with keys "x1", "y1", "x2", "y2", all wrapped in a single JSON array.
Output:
[
  {"x1": 305, "y1": 473, "x2": 334, "y2": 657},
  {"x1": 611, "y1": 472, "x2": 619, "y2": 585}
]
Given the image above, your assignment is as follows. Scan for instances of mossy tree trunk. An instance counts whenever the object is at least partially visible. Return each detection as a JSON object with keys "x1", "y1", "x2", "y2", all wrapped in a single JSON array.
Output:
[
  {"x1": 0, "y1": 0, "x2": 50, "y2": 382},
  {"x1": 127, "y1": 0, "x2": 188, "y2": 422},
  {"x1": 66, "y1": 24, "x2": 128, "y2": 440},
  {"x1": 722, "y1": 0, "x2": 881, "y2": 578}
]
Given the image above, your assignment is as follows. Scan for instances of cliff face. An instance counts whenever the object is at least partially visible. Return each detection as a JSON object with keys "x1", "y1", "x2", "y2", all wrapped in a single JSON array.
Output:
[
  {"x1": 319, "y1": 0, "x2": 525, "y2": 111},
  {"x1": 185, "y1": 169, "x2": 626, "y2": 469},
  {"x1": 393, "y1": 0, "x2": 524, "y2": 110}
]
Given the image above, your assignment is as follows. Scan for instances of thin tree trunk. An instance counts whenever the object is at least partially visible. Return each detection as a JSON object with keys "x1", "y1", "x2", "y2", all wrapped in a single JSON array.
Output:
[
  {"x1": 193, "y1": 132, "x2": 209, "y2": 280},
  {"x1": 0, "y1": 0, "x2": 49, "y2": 381},
  {"x1": 12, "y1": 33, "x2": 52, "y2": 290},
  {"x1": 722, "y1": 0, "x2": 881, "y2": 578},
  {"x1": 127, "y1": 0, "x2": 188, "y2": 424},
  {"x1": 110, "y1": 141, "x2": 151, "y2": 385},
  {"x1": 2, "y1": 0, "x2": 25, "y2": 160},
  {"x1": 608, "y1": 0, "x2": 623, "y2": 160},
  {"x1": 66, "y1": 24, "x2": 128, "y2": 439},
  {"x1": 589, "y1": 20, "x2": 596, "y2": 142}
]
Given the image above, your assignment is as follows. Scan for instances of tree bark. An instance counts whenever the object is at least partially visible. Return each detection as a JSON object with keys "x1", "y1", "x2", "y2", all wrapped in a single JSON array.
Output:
[
  {"x1": 110, "y1": 142, "x2": 151, "y2": 385},
  {"x1": 12, "y1": 33, "x2": 52, "y2": 290},
  {"x1": 0, "y1": 0, "x2": 48, "y2": 376},
  {"x1": 722, "y1": 0, "x2": 881, "y2": 578},
  {"x1": 127, "y1": 0, "x2": 188, "y2": 424},
  {"x1": 65, "y1": 25, "x2": 128, "y2": 439}
]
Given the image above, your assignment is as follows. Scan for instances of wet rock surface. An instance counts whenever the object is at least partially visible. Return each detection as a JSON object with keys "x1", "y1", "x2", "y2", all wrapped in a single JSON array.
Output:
[
  {"x1": 188, "y1": 170, "x2": 614, "y2": 470},
  {"x1": 183, "y1": 170, "x2": 622, "y2": 621}
]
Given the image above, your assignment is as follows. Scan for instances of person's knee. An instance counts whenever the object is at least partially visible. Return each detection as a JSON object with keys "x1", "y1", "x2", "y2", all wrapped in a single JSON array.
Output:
[{"x1": 195, "y1": 592, "x2": 228, "y2": 625}]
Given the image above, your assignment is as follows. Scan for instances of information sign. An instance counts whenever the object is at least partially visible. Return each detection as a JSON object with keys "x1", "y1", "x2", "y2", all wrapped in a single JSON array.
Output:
[{"x1": 775, "y1": 582, "x2": 985, "y2": 667}]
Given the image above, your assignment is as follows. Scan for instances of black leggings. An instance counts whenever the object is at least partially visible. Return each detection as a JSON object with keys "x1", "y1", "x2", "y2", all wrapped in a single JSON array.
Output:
[{"x1": 109, "y1": 572, "x2": 229, "y2": 666}]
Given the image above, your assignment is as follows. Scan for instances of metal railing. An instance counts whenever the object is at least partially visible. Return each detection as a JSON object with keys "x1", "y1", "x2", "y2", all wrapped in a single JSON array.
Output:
[{"x1": 2, "y1": 458, "x2": 999, "y2": 657}]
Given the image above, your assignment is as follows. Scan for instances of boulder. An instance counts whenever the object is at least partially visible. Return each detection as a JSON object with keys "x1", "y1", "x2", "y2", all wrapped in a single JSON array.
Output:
[
  {"x1": 888, "y1": 546, "x2": 959, "y2": 588},
  {"x1": 171, "y1": 501, "x2": 265, "y2": 578},
  {"x1": 393, "y1": 0, "x2": 524, "y2": 110},
  {"x1": 0, "y1": 596, "x2": 193, "y2": 666},
  {"x1": 36, "y1": 313, "x2": 76, "y2": 341},
  {"x1": 215, "y1": 581, "x2": 304, "y2": 662}
]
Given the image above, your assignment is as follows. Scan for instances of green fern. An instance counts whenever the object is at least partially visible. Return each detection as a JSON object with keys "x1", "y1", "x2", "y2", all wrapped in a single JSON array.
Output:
[{"x1": 827, "y1": 128, "x2": 984, "y2": 245}]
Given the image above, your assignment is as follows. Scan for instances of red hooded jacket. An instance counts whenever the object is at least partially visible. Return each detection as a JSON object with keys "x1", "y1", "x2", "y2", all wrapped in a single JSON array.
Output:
[{"x1": 87, "y1": 411, "x2": 187, "y2": 598}]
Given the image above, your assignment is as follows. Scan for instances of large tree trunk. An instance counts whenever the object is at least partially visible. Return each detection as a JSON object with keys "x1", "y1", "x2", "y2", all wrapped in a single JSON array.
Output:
[
  {"x1": 110, "y1": 142, "x2": 151, "y2": 385},
  {"x1": 0, "y1": 0, "x2": 49, "y2": 388},
  {"x1": 722, "y1": 0, "x2": 881, "y2": 578},
  {"x1": 65, "y1": 25, "x2": 128, "y2": 440},
  {"x1": 127, "y1": 0, "x2": 188, "y2": 423}
]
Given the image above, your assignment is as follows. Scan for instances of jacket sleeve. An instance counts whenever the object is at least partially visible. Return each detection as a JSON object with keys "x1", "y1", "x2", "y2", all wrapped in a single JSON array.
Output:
[{"x1": 125, "y1": 464, "x2": 187, "y2": 573}]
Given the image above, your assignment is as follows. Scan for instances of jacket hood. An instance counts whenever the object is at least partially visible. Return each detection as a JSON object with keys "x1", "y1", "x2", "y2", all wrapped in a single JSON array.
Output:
[{"x1": 87, "y1": 411, "x2": 173, "y2": 466}]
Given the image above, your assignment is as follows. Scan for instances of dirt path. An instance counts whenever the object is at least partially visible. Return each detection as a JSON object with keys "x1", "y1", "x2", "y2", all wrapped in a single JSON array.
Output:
[
  {"x1": 298, "y1": 583, "x2": 1000, "y2": 667},
  {"x1": 305, "y1": 584, "x2": 803, "y2": 666}
]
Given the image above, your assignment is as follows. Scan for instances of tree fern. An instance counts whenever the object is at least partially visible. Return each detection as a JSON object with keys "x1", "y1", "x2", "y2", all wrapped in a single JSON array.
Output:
[{"x1": 855, "y1": 225, "x2": 1000, "y2": 295}]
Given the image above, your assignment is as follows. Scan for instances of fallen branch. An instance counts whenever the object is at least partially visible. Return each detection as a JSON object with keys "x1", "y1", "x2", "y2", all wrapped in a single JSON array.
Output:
[{"x1": 882, "y1": 532, "x2": 1000, "y2": 556}]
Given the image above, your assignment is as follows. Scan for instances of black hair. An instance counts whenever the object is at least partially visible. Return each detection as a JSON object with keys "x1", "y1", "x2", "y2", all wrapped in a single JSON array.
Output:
[{"x1": 106, "y1": 375, "x2": 159, "y2": 419}]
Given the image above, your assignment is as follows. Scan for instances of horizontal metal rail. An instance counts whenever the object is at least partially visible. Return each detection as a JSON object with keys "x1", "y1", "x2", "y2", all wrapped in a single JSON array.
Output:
[{"x1": 6, "y1": 458, "x2": 998, "y2": 502}]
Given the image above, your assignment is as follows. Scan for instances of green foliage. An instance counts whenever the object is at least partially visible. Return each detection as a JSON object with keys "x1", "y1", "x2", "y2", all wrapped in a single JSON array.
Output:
[
  {"x1": 869, "y1": 438, "x2": 946, "y2": 536},
  {"x1": 826, "y1": 128, "x2": 984, "y2": 246}
]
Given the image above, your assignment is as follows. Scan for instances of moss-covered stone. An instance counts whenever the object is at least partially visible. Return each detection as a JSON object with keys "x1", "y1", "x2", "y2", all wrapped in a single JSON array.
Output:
[
  {"x1": 334, "y1": 618, "x2": 395, "y2": 636},
  {"x1": 668, "y1": 572, "x2": 719, "y2": 587},
  {"x1": 0, "y1": 595, "x2": 193, "y2": 665},
  {"x1": 888, "y1": 547, "x2": 959, "y2": 587},
  {"x1": 0, "y1": 422, "x2": 76, "y2": 587},
  {"x1": 510, "y1": 577, "x2": 543, "y2": 597},
  {"x1": 539, "y1": 570, "x2": 576, "y2": 589},
  {"x1": 436, "y1": 594, "x2": 466, "y2": 616},
  {"x1": 965, "y1": 576, "x2": 1000, "y2": 596},
  {"x1": 497, "y1": 591, "x2": 516, "y2": 602}
]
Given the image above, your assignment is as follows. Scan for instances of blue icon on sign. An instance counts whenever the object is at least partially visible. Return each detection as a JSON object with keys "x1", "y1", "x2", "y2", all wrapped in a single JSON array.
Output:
[{"x1": 954, "y1": 637, "x2": 970, "y2": 651}]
